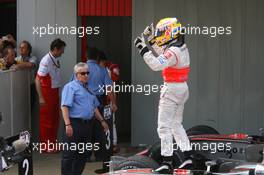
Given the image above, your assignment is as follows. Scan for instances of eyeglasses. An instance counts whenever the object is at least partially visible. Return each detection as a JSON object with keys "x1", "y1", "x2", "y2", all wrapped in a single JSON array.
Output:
[{"x1": 78, "y1": 71, "x2": 89, "y2": 76}]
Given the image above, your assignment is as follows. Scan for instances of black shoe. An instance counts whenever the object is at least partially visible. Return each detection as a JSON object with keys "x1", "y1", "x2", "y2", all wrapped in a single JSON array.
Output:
[
  {"x1": 153, "y1": 156, "x2": 173, "y2": 174},
  {"x1": 153, "y1": 163, "x2": 173, "y2": 174}
]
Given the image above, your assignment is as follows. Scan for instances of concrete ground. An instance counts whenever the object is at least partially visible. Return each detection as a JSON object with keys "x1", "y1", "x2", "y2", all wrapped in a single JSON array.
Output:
[
  {"x1": 3, "y1": 145, "x2": 143, "y2": 175},
  {"x1": 3, "y1": 152, "x2": 102, "y2": 175}
]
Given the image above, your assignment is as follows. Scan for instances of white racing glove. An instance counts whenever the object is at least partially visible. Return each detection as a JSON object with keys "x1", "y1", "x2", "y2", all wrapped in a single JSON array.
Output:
[
  {"x1": 134, "y1": 34, "x2": 149, "y2": 57},
  {"x1": 143, "y1": 23, "x2": 155, "y2": 45},
  {"x1": 142, "y1": 23, "x2": 164, "y2": 56}
]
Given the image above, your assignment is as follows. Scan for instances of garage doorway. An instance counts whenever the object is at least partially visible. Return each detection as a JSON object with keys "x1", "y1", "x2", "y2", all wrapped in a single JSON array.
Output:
[
  {"x1": 78, "y1": 16, "x2": 132, "y2": 143},
  {"x1": 0, "y1": 0, "x2": 16, "y2": 38}
]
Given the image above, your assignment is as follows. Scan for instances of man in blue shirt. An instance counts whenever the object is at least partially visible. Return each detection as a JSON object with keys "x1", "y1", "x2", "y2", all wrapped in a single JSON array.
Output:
[
  {"x1": 61, "y1": 62, "x2": 108, "y2": 175},
  {"x1": 86, "y1": 48, "x2": 117, "y2": 162},
  {"x1": 87, "y1": 48, "x2": 117, "y2": 104}
]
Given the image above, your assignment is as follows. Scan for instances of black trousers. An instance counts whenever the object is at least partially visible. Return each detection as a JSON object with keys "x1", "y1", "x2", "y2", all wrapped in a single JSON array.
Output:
[
  {"x1": 61, "y1": 118, "x2": 92, "y2": 175},
  {"x1": 87, "y1": 96, "x2": 105, "y2": 159},
  {"x1": 87, "y1": 118, "x2": 104, "y2": 159}
]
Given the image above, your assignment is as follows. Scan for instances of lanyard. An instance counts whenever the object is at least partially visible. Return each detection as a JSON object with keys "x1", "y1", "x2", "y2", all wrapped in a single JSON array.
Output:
[
  {"x1": 49, "y1": 53, "x2": 60, "y2": 68},
  {"x1": 80, "y1": 82, "x2": 94, "y2": 96}
]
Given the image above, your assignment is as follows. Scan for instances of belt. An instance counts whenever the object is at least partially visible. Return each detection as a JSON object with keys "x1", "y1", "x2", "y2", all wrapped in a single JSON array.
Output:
[{"x1": 70, "y1": 118, "x2": 93, "y2": 124}]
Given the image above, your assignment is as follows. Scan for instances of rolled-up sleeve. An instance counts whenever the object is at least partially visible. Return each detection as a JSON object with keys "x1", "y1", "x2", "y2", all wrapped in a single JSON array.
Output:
[
  {"x1": 38, "y1": 59, "x2": 49, "y2": 76},
  {"x1": 61, "y1": 84, "x2": 74, "y2": 107}
]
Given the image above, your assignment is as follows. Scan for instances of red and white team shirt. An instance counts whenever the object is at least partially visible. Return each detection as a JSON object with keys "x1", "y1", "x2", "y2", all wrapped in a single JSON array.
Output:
[{"x1": 37, "y1": 52, "x2": 61, "y2": 88}]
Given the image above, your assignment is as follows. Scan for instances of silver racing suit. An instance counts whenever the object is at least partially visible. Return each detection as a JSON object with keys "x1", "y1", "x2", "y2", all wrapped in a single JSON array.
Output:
[{"x1": 143, "y1": 44, "x2": 191, "y2": 156}]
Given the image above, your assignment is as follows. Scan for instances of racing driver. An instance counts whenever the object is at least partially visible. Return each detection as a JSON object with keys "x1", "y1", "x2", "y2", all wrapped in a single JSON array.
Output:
[{"x1": 134, "y1": 17, "x2": 191, "y2": 174}]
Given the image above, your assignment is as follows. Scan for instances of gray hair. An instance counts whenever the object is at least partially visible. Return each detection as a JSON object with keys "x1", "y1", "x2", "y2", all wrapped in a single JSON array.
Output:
[{"x1": 74, "y1": 62, "x2": 88, "y2": 74}]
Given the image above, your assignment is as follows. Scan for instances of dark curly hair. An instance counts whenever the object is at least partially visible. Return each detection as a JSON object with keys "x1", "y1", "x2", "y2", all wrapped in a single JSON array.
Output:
[{"x1": 50, "y1": 38, "x2": 66, "y2": 51}]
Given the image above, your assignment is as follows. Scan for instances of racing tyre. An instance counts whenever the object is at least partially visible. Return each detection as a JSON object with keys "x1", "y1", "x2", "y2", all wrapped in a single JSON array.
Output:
[
  {"x1": 187, "y1": 125, "x2": 219, "y2": 136},
  {"x1": 114, "y1": 155, "x2": 159, "y2": 170}
]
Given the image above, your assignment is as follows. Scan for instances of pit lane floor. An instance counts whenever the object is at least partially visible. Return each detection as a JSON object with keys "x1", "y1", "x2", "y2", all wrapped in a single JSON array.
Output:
[
  {"x1": 3, "y1": 152, "x2": 101, "y2": 175},
  {"x1": 3, "y1": 143, "x2": 139, "y2": 175}
]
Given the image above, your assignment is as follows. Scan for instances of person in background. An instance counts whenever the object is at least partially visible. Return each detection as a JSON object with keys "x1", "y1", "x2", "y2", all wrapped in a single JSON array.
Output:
[
  {"x1": 86, "y1": 48, "x2": 117, "y2": 162},
  {"x1": 98, "y1": 58, "x2": 121, "y2": 153},
  {"x1": 15, "y1": 41, "x2": 37, "y2": 69},
  {"x1": 15, "y1": 40, "x2": 38, "y2": 114},
  {"x1": 0, "y1": 47, "x2": 17, "y2": 70},
  {"x1": 5, "y1": 34, "x2": 16, "y2": 47},
  {"x1": 35, "y1": 38, "x2": 66, "y2": 153},
  {"x1": 0, "y1": 38, "x2": 4, "y2": 58},
  {"x1": 2, "y1": 34, "x2": 16, "y2": 50}
]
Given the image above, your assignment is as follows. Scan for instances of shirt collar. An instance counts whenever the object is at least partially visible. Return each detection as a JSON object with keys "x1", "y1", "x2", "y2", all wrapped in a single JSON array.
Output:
[
  {"x1": 49, "y1": 52, "x2": 56, "y2": 59},
  {"x1": 74, "y1": 78, "x2": 87, "y2": 87}
]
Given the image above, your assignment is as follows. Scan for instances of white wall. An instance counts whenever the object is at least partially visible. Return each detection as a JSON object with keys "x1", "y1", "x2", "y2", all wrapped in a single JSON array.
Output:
[{"x1": 17, "y1": 0, "x2": 77, "y2": 141}]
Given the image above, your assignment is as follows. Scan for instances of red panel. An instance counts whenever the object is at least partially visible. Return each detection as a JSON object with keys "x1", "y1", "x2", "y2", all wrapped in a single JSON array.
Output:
[
  {"x1": 107, "y1": 0, "x2": 113, "y2": 16},
  {"x1": 101, "y1": 0, "x2": 108, "y2": 16},
  {"x1": 84, "y1": 0, "x2": 90, "y2": 16},
  {"x1": 90, "y1": 0, "x2": 96, "y2": 16},
  {"x1": 113, "y1": 0, "x2": 119, "y2": 16},
  {"x1": 125, "y1": 0, "x2": 132, "y2": 16},
  {"x1": 96, "y1": 0, "x2": 102, "y2": 16},
  {"x1": 78, "y1": 0, "x2": 132, "y2": 16},
  {"x1": 119, "y1": 0, "x2": 125, "y2": 16}
]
